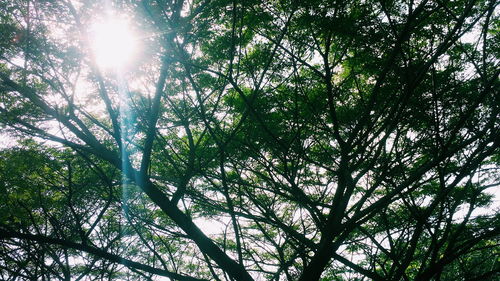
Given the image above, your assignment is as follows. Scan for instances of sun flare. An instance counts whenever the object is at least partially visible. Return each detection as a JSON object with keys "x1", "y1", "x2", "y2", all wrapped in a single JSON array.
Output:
[{"x1": 91, "y1": 17, "x2": 137, "y2": 70}]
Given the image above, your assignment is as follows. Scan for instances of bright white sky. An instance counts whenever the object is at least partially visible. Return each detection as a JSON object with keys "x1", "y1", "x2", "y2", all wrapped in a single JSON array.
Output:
[{"x1": 90, "y1": 15, "x2": 138, "y2": 70}]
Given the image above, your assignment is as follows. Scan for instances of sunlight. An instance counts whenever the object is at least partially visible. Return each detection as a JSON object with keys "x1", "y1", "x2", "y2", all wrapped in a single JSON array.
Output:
[{"x1": 90, "y1": 17, "x2": 137, "y2": 70}]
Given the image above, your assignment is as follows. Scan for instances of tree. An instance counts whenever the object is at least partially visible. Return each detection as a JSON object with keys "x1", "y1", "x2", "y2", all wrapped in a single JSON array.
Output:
[{"x1": 0, "y1": 0, "x2": 499, "y2": 280}]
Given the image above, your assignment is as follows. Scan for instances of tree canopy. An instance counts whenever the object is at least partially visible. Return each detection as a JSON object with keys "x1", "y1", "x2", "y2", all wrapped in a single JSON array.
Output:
[{"x1": 0, "y1": 0, "x2": 499, "y2": 280}]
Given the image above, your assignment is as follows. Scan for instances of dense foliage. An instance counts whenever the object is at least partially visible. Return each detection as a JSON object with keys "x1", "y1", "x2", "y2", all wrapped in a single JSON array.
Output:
[{"x1": 0, "y1": 0, "x2": 499, "y2": 280}]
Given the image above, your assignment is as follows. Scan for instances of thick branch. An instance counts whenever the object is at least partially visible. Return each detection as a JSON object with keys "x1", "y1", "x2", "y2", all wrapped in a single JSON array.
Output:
[{"x1": 0, "y1": 229, "x2": 207, "y2": 281}]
